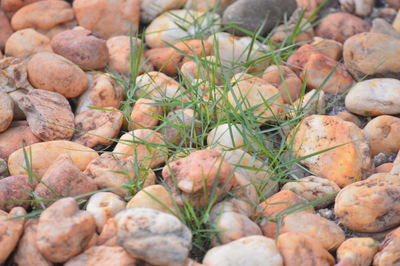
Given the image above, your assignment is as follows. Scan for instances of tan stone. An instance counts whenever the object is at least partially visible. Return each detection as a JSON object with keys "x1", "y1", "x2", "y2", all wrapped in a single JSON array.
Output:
[
  {"x1": 296, "y1": 0, "x2": 324, "y2": 18},
  {"x1": 0, "y1": 121, "x2": 41, "y2": 160},
  {"x1": 185, "y1": 0, "x2": 235, "y2": 12},
  {"x1": 281, "y1": 176, "x2": 340, "y2": 209},
  {"x1": 11, "y1": 1, "x2": 75, "y2": 33},
  {"x1": 335, "y1": 173, "x2": 400, "y2": 232},
  {"x1": 1, "y1": 0, "x2": 42, "y2": 13},
  {"x1": 162, "y1": 149, "x2": 235, "y2": 207},
  {"x1": 290, "y1": 89, "x2": 325, "y2": 118},
  {"x1": 336, "y1": 111, "x2": 362, "y2": 127},
  {"x1": 311, "y1": 37, "x2": 343, "y2": 61},
  {"x1": 13, "y1": 219, "x2": 52, "y2": 266},
  {"x1": 257, "y1": 190, "x2": 314, "y2": 238},
  {"x1": 0, "y1": 175, "x2": 33, "y2": 211},
  {"x1": 145, "y1": 39, "x2": 212, "y2": 76},
  {"x1": 0, "y1": 9, "x2": 13, "y2": 50},
  {"x1": 376, "y1": 162, "x2": 393, "y2": 173},
  {"x1": 373, "y1": 226, "x2": 400, "y2": 266},
  {"x1": 8, "y1": 140, "x2": 98, "y2": 178},
  {"x1": 393, "y1": 10, "x2": 400, "y2": 31},
  {"x1": 203, "y1": 235, "x2": 283, "y2": 266},
  {"x1": 0, "y1": 57, "x2": 33, "y2": 93},
  {"x1": 36, "y1": 197, "x2": 96, "y2": 263},
  {"x1": 207, "y1": 123, "x2": 246, "y2": 150},
  {"x1": 0, "y1": 91, "x2": 13, "y2": 133},
  {"x1": 339, "y1": 0, "x2": 374, "y2": 16},
  {"x1": 96, "y1": 218, "x2": 118, "y2": 247},
  {"x1": 130, "y1": 98, "x2": 162, "y2": 129},
  {"x1": 337, "y1": 237, "x2": 378, "y2": 266},
  {"x1": 73, "y1": 0, "x2": 140, "y2": 39},
  {"x1": 141, "y1": 0, "x2": 187, "y2": 23},
  {"x1": 34, "y1": 154, "x2": 97, "y2": 207},
  {"x1": 135, "y1": 71, "x2": 183, "y2": 101},
  {"x1": 291, "y1": 115, "x2": 373, "y2": 187},
  {"x1": 5, "y1": 29, "x2": 52, "y2": 58},
  {"x1": 277, "y1": 232, "x2": 335, "y2": 266},
  {"x1": 180, "y1": 56, "x2": 223, "y2": 85},
  {"x1": 0, "y1": 207, "x2": 26, "y2": 264},
  {"x1": 27, "y1": 52, "x2": 88, "y2": 98},
  {"x1": 371, "y1": 18, "x2": 400, "y2": 39},
  {"x1": 75, "y1": 73, "x2": 124, "y2": 114},
  {"x1": 116, "y1": 208, "x2": 192, "y2": 265},
  {"x1": 73, "y1": 107, "x2": 123, "y2": 149},
  {"x1": 316, "y1": 12, "x2": 370, "y2": 43},
  {"x1": 126, "y1": 185, "x2": 177, "y2": 214},
  {"x1": 51, "y1": 28, "x2": 109, "y2": 69}
]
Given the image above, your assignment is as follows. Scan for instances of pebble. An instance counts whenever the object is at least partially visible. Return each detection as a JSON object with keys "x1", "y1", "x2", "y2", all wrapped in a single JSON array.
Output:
[
  {"x1": 339, "y1": 0, "x2": 374, "y2": 16},
  {"x1": 86, "y1": 192, "x2": 126, "y2": 233},
  {"x1": 376, "y1": 162, "x2": 393, "y2": 173},
  {"x1": 0, "y1": 207, "x2": 26, "y2": 264},
  {"x1": 145, "y1": 9, "x2": 220, "y2": 48},
  {"x1": 271, "y1": 17, "x2": 314, "y2": 44},
  {"x1": 207, "y1": 123, "x2": 246, "y2": 150},
  {"x1": 141, "y1": 0, "x2": 187, "y2": 23},
  {"x1": 373, "y1": 226, "x2": 400, "y2": 265},
  {"x1": 281, "y1": 175, "x2": 340, "y2": 209},
  {"x1": 72, "y1": 107, "x2": 123, "y2": 149},
  {"x1": 116, "y1": 208, "x2": 192, "y2": 265},
  {"x1": 0, "y1": 57, "x2": 33, "y2": 93},
  {"x1": 36, "y1": 197, "x2": 96, "y2": 263},
  {"x1": 17, "y1": 89, "x2": 75, "y2": 141},
  {"x1": 371, "y1": 18, "x2": 400, "y2": 39},
  {"x1": 27, "y1": 52, "x2": 88, "y2": 98},
  {"x1": 130, "y1": 98, "x2": 162, "y2": 130},
  {"x1": 73, "y1": 0, "x2": 140, "y2": 39},
  {"x1": 222, "y1": 0, "x2": 297, "y2": 36},
  {"x1": 8, "y1": 140, "x2": 98, "y2": 178},
  {"x1": 343, "y1": 32, "x2": 400, "y2": 79},
  {"x1": 51, "y1": 28, "x2": 109, "y2": 70},
  {"x1": 277, "y1": 232, "x2": 335, "y2": 266},
  {"x1": 5, "y1": 29, "x2": 52, "y2": 58},
  {"x1": 96, "y1": 218, "x2": 118, "y2": 247},
  {"x1": 345, "y1": 78, "x2": 400, "y2": 116},
  {"x1": 0, "y1": 175, "x2": 33, "y2": 211},
  {"x1": 135, "y1": 71, "x2": 183, "y2": 101},
  {"x1": 1, "y1": 0, "x2": 42, "y2": 13},
  {"x1": 185, "y1": 0, "x2": 235, "y2": 13},
  {"x1": 203, "y1": 235, "x2": 283, "y2": 266},
  {"x1": 34, "y1": 153, "x2": 97, "y2": 207},
  {"x1": 336, "y1": 237, "x2": 378, "y2": 266},
  {"x1": 0, "y1": 91, "x2": 13, "y2": 133},
  {"x1": 162, "y1": 149, "x2": 235, "y2": 207},
  {"x1": 310, "y1": 37, "x2": 343, "y2": 61},
  {"x1": 335, "y1": 173, "x2": 400, "y2": 233},
  {"x1": 335, "y1": 111, "x2": 362, "y2": 127},
  {"x1": 316, "y1": 12, "x2": 370, "y2": 43}
]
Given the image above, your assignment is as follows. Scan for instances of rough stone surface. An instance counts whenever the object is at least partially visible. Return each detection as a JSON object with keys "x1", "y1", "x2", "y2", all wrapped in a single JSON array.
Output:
[
  {"x1": 373, "y1": 226, "x2": 400, "y2": 266},
  {"x1": 0, "y1": 57, "x2": 33, "y2": 93},
  {"x1": 0, "y1": 91, "x2": 13, "y2": 133},
  {"x1": 339, "y1": 0, "x2": 374, "y2": 16},
  {"x1": 0, "y1": 175, "x2": 33, "y2": 211}
]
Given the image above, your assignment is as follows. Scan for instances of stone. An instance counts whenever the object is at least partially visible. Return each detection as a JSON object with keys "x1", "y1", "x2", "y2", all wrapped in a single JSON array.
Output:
[
  {"x1": 301, "y1": 53, "x2": 353, "y2": 94},
  {"x1": 343, "y1": 33, "x2": 400, "y2": 79},
  {"x1": 280, "y1": 211, "x2": 345, "y2": 251},
  {"x1": 345, "y1": 78, "x2": 400, "y2": 116},
  {"x1": 1, "y1": 0, "x2": 42, "y2": 13},
  {"x1": 376, "y1": 162, "x2": 393, "y2": 173},
  {"x1": 145, "y1": 9, "x2": 220, "y2": 48},
  {"x1": 222, "y1": 0, "x2": 297, "y2": 36},
  {"x1": 65, "y1": 245, "x2": 137, "y2": 266},
  {"x1": 130, "y1": 98, "x2": 162, "y2": 130},
  {"x1": 339, "y1": 0, "x2": 374, "y2": 16},
  {"x1": 337, "y1": 237, "x2": 378, "y2": 266},
  {"x1": 34, "y1": 153, "x2": 97, "y2": 207},
  {"x1": 0, "y1": 57, "x2": 33, "y2": 93},
  {"x1": 0, "y1": 91, "x2": 13, "y2": 133},
  {"x1": 106, "y1": 35, "x2": 153, "y2": 76},
  {"x1": 135, "y1": 71, "x2": 183, "y2": 101},
  {"x1": 203, "y1": 235, "x2": 283, "y2": 266},
  {"x1": 257, "y1": 190, "x2": 314, "y2": 238},
  {"x1": 27, "y1": 52, "x2": 88, "y2": 98},
  {"x1": 8, "y1": 140, "x2": 98, "y2": 178},
  {"x1": 228, "y1": 73, "x2": 284, "y2": 123},
  {"x1": 277, "y1": 232, "x2": 335, "y2": 266},
  {"x1": 51, "y1": 28, "x2": 109, "y2": 70},
  {"x1": 5, "y1": 29, "x2": 52, "y2": 58},
  {"x1": 180, "y1": 56, "x2": 223, "y2": 85},
  {"x1": 373, "y1": 226, "x2": 400, "y2": 266},
  {"x1": 13, "y1": 219, "x2": 52, "y2": 266},
  {"x1": 73, "y1": 0, "x2": 140, "y2": 39},
  {"x1": 185, "y1": 0, "x2": 235, "y2": 13},
  {"x1": 0, "y1": 175, "x2": 33, "y2": 211},
  {"x1": 0, "y1": 9, "x2": 13, "y2": 50},
  {"x1": 286, "y1": 44, "x2": 321, "y2": 74},
  {"x1": 310, "y1": 37, "x2": 343, "y2": 61},
  {"x1": 371, "y1": 18, "x2": 400, "y2": 39},
  {"x1": 162, "y1": 149, "x2": 235, "y2": 207},
  {"x1": 0, "y1": 207, "x2": 26, "y2": 264},
  {"x1": 84, "y1": 153, "x2": 156, "y2": 197},
  {"x1": 281, "y1": 175, "x2": 340, "y2": 209},
  {"x1": 316, "y1": 12, "x2": 370, "y2": 43},
  {"x1": 36, "y1": 198, "x2": 96, "y2": 263},
  {"x1": 336, "y1": 111, "x2": 362, "y2": 127},
  {"x1": 290, "y1": 89, "x2": 325, "y2": 118},
  {"x1": 96, "y1": 218, "x2": 118, "y2": 246},
  {"x1": 126, "y1": 185, "x2": 177, "y2": 214},
  {"x1": 296, "y1": 0, "x2": 324, "y2": 18},
  {"x1": 207, "y1": 123, "x2": 246, "y2": 150},
  {"x1": 11, "y1": 1, "x2": 75, "y2": 35},
  {"x1": 113, "y1": 129, "x2": 167, "y2": 168},
  {"x1": 386, "y1": 0, "x2": 400, "y2": 9},
  {"x1": 291, "y1": 115, "x2": 373, "y2": 187},
  {"x1": 335, "y1": 173, "x2": 400, "y2": 233},
  {"x1": 161, "y1": 108, "x2": 202, "y2": 146},
  {"x1": 75, "y1": 73, "x2": 124, "y2": 114},
  {"x1": 115, "y1": 208, "x2": 192, "y2": 265},
  {"x1": 72, "y1": 107, "x2": 123, "y2": 149},
  {"x1": 391, "y1": 151, "x2": 400, "y2": 175},
  {"x1": 141, "y1": 0, "x2": 187, "y2": 23},
  {"x1": 17, "y1": 89, "x2": 75, "y2": 141},
  {"x1": 262, "y1": 65, "x2": 302, "y2": 103},
  {"x1": 394, "y1": 10, "x2": 400, "y2": 31},
  {"x1": 363, "y1": 115, "x2": 400, "y2": 156},
  {"x1": 0, "y1": 121, "x2": 41, "y2": 160},
  {"x1": 86, "y1": 192, "x2": 126, "y2": 233}
]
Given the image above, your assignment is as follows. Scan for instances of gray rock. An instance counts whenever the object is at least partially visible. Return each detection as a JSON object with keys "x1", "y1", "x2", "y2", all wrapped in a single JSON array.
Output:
[{"x1": 222, "y1": 0, "x2": 296, "y2": 36}]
